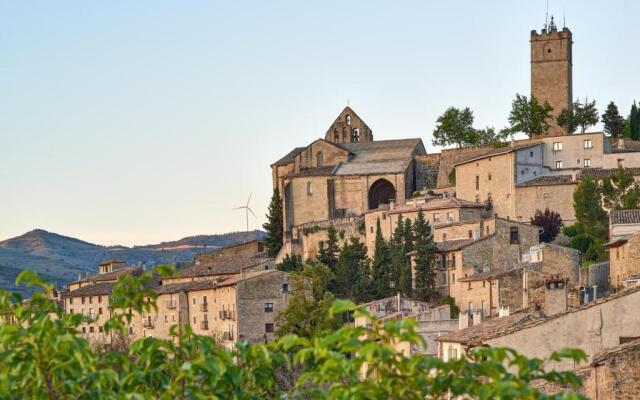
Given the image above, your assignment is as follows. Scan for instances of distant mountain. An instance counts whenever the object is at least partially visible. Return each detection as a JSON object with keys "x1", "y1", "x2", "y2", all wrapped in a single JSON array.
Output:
[{"x1": 0, "y1": 229, "x2": 265, "y2": 294}]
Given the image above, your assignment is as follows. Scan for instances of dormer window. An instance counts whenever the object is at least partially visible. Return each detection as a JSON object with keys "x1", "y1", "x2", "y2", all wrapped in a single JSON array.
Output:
[{"x1": 346, "y1": 115, "x2": 351, "y2": 125}]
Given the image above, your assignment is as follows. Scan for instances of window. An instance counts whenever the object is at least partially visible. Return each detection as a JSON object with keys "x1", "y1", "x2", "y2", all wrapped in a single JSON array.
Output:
[
  {"x1": 316, "y1": 151, "x2": 323, "y2": 167},
  {"x1": 475, "y1": 195, "x2": 480, "y2": 203},
  {"x1": 618, "y1": 159, "x2": 624, "y2": 168},
  {"x1": 543, "y1": 192, "x2": 551, "y2": 198},
  {"x1": 203, "y1": 295, "x2": 208, "y2": 304},
  {"x1": 98, "y1": 307, "x2": 103, "y2": 315},
  {"x1": 333, "y1": 128, "x2": 339, "y2": 142},
  {"x1": 553, "y1": 142, "x2": 563, "y2": 151},
  {"x1": 99, "y1": 326, "x2": 103, "y2": 333},
  {"x1": 584, "y1": 139, "x2": 593, "y2": 149},
  {"x1": 82, "y1": 297, "x2": 86, "y2": 304},
  {"x1": 193, "y1": 316, "x2": 196, "y2": 324},
  {"x1": 89, "y1": 326, "x2": 94, "y2": 333},
  {"x1": 265, "y1": 323, "x2": 275, "y2": 333},
  {"x1": 616, "y1": 248, "x2": 620, "y2": 260},
  {"x1": 468, "y1": 282, "x2": 472, "y2": 290},
  {"x1": 370, "y1": 226, "x2": 373, "y2": 234},
  {"x1": 433, "y1": 213, "x2": 440, "y2": 222},
  {"x1": 555, "y1": 160, "x2": 563, "y2": 169},
  {"x1": 89, "y1": 297, "x2": 92, "y2": 304},
  {"x1": 82, "y1": 327, "x2": 86, "y2": 333},
  {"x1": 584, "y1": 158, "x2": 591, "y2": 167},
  {"x1": 70, "y1": 309, "x2": 74, "y2": 314},
  {"x1": 98, "y1": 296, "x2": 102, "y2": 303},
  {"x1": 70, "y1": 298, "x2": 73, "y2": 305},
  {"x1": 482, "y1": 281, "x2": 486, "y2": 288},
  {"x1": 307, "y1": 181, "x2": 313, "y2": 195},
  {"x1": 192, "y1": 298, "x2": 196, "y2": 305},
  {"x1": 164, "y1": 315, "x2": 168, "y2": 322},
  {"x1": 488, "y1": 172, "x2": 492, "y2": 181},
  {"x1": 577, "y1": 159, "x2": 580, "y2": 165},
  {"x1": 486, "y1": 226, "x2": 490, "y2": 235},
  {"x1": 521, "y1": 169, "x2": 525, "y2": 175},
  {"x1": 264, "y1": 303, "x2": 274, "y2": 313},
  {"x1": 530, "y1": 151, "x2": 534, "y2": 157},
  {"x1": 447, "y1": 211, "x2": 454, "y2": 220},
  {"x1": 352, "y1": 128, "x2": 360, "y2": 142},
  {"x1": 468, "y1": 230, "x2": 473, "y2": 238},
  {"x1": 475, "y1": 176, "x2": 480, "y2": 190},
  {"x1": 452, "y1": 273, "x2": 455, "y2": 283},
  {"x1": 510, "y1": 227, "x2": 519, "y2": 244},
  {"x1": 282, "y1": 283, "x2": 289, "y2": 293},
  {"x1": 346, "y1": 115, "x2": 351, "y2": 125}
]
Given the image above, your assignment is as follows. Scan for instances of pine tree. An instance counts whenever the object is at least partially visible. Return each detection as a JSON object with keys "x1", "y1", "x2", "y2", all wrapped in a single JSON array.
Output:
[
  {"x1": 602, "y1": 101, "x2": 625, "y2": 138},
  {"x1": 371, "y1": 219, "x2": 392, "y2": 299},
  {"x1": 262, "y1": 188, "x2": 283, "y2": 257},
  {"x1": 335, "y1": 237, "x2": 368, "y2": 301},
  {"x1": 412, "y1": 211, "x2": 438, "y2": 302},
  {"x1": 573, "y1": 176, "x2": 608, "y2": 240}
]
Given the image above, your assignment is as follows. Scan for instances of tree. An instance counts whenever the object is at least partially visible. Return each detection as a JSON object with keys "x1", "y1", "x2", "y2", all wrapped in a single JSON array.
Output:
[
  {"x1": 334, "y1": 237, "x2": 369, "y2": 301},
  {"x1": 557, "y1": 98, "x2": 599, "y2": 134},
  {"x1": 530, "y1": 208, "x2": 563, "y2": 243},
  {"x1": 602, "y1": 101, "x2": 625, "y2": 138},
  {"x1": 601, "y1": 167, "x2": 640, "y2": 211},
  {"x1": 412, "y1": 211, "x2": 438, "y2": 302},
  {"x1": 506, "y1": 93, "x2": 554, "y2": 137},
  {"x1": 475, "y1": 126, "x2": 510, "y2": 145},
  {"x1": 574, "y1": 98, "x2": 599, "y2": 133},
  {"x1": 317, "y1": 225, "x2": 340, "y2": 271},
  {"x1": 262, "y1": 188, "x2": 284, "y2": 257},
  {"x1": 0, "y1": 271, "x2": 589, "y2": 399},
  {"x1": 370, "y1": 219, "x2": 392, "y2": 299},
  {"x1": 389, "y1": 216, "x2": 413, "y2": 297},
  {"x1": 275, "y1": 263, "x2": 343, "y2": 338},
  {"x1": 573, "y1": 176, "x2": 608, "y2": 240},
  {"x1": 432, "y1": 107, "x2": 478, "y2": 148},
  {"x1": 630, "y1": 101, "x2": 640, "y2": 140},
  {"x1": 276, "y1": 253, "x2": 303, "y2": 272}
]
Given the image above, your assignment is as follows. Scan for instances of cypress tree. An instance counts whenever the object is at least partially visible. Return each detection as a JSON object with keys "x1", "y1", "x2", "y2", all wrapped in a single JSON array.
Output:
[
  {"x1": 412, "y1": 211, "x2": 438, "y2": 302},
  {"x1": 371, "y1": 219, "x2": 392, "y2": 299},
  {"x1": 317, "y1": 225, "x2": 340, "y2": 270},
  {"x1": 602, "y1": 101, "x2": 625, "y2": 138},
  {"x1": 262, "y1": 188, "x2": 283, "y2": 257},
  {"x1": 630, "y1": 101, "x2": 640, "y2": 140}
]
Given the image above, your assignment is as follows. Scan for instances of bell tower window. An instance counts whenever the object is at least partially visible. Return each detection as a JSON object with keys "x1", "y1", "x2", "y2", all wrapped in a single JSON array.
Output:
[
  {"x1": 316, "y1": 152, "x2": 324, "y2": 167},
  {"x1": 346, "y1": 115, "x2": 351, "y2": 125}
]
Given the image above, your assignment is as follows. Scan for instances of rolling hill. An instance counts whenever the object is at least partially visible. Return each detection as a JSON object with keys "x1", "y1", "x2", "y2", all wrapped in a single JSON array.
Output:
[{"x1": 0, "y1": 229, "x2": 265, "y2": 294}]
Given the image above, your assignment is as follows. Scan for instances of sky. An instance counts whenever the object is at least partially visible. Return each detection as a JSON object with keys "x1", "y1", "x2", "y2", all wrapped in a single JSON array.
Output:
[{"x1": 1, "y1": 0, "x2": 639, "y2": 246}]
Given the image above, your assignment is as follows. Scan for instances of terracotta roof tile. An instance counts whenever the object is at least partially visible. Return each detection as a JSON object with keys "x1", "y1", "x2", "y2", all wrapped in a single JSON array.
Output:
[
  {"x1": 516, "y1": 175, "x2": 575, "y2": 187},
  {"x1": 62, "y1": 282, "x2": 115, "y2": 297},
  {"x1": 578, "y1": 167, "x2": 640, "y2": 180},
  {"x1": 272, "y1": 147, "x2": 305, "y2": 166},
  {"x1": 610, "y1": 209, "x2": 640, "y2": 225}
]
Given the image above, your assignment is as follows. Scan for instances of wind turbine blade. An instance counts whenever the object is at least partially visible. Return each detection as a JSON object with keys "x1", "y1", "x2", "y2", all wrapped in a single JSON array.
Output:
[
  {"x1": 246, "y1": 192, "x2": 252, "y2": 207},
  {"x1": 247, "y1": 207, "x2": 257, "y2": 218},
  {"x1": 233, "y1": 206, "x2": 245, "y2": 210}
]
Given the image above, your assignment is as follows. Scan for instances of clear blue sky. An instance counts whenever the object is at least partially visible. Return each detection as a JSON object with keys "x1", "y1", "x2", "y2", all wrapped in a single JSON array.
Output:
[{"x1": 1, "y1": 1, "x2": 638, "y2": 246}]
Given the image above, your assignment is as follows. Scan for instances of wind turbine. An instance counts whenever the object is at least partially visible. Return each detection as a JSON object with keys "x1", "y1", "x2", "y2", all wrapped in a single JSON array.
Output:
[{"x1": 233, "y1": 193, "x2": 256, "y2": 231}]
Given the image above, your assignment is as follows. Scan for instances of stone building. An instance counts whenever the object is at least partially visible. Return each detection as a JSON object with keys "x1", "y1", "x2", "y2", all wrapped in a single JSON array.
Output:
[
  {"x1": 437, "y1": 285, "x2": 640, "y2": 371},
  {"x1": 607, "y1": 209, "x2": 640, "y2": 290},
  {"x1": 530, "y1": 18, "x2": 572, "y2": 136},
  {"x1": 323, "y1": 106, "x2": 373, "y2": 144},
  {"x1": 354, "y1": 295, "x2": 457, "y2": 357}
]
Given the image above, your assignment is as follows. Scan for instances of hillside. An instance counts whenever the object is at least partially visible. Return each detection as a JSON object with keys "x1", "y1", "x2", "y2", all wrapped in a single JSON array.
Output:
[{"x1": 0, "y1": 229, "x2": 265, "y2": 293}]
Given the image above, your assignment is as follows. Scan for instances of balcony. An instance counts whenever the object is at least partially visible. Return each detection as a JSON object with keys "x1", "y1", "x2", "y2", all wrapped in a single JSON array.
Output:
[
  {"x1": 199, "y1": 302, "x2": 208, "y2": 312},
  {"x1": 144, "y1": 319, "x2": 154, "y2": 328},
  {"x1": 200, "y1": 320, "x2": 209, "y2": 330},
  {"x1": 222, "y1": 331, "x2": 234, "y2": 341},
  {"x1": 166, "y1": 300, "x2": 177, "y2": 309}
]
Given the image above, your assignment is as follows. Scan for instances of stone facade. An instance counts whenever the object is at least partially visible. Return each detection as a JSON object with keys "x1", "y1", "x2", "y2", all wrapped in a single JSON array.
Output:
[
  {"x1": 609, "y1": 233, "x2": 640, "y2": 290},
  {"x1": 530, "y1": 24, "x2": 572, "y2": 136},
  {"x1": 324, "y1": 106, "x2": 373, "y2": 144},
  {"x1": 514, "y1": 180, "x2": 578, "y2": 224}
]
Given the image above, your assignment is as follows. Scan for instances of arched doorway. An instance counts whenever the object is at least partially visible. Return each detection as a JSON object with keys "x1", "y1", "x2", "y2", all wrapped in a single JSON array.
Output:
[{"x1": 368, "y1": 178, "x2": 396, "y2": 210}]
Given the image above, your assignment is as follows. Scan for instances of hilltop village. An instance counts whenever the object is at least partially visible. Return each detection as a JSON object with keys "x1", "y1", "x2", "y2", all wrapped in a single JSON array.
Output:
[{"x1": 23, "y1": 21, "x2": 640, "y2": 398}]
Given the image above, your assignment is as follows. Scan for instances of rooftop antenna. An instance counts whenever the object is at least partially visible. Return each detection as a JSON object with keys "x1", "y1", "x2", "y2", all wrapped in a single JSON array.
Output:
[
  {"x1": 545, "y1": 0, "x2": 549, "y2": 29},
  {"x1": 563, "y1": 7, "x2": 566, "y2": 28},
  {"x1": 233, "y1": 193, "x2": 256, "y2": 232}
]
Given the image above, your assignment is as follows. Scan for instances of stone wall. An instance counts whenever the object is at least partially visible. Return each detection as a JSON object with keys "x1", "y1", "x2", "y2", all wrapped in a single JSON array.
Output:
[
  {"x1": 610, "y1": 234, "x2": 640, "y2": 289},
  {"x1": 514, "y1": 182, "x2": 578, "y2": 224},
  {"x1": 540, "y1": 243, "x2": 580, "y2": 283},
  {"x1": 414, "y1": 154, "x2": 440, "y2": 190}
]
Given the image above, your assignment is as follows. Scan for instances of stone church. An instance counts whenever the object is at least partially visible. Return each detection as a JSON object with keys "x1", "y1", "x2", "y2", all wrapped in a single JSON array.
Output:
[{"x1": 271, "y1": 106, "x2": 429, "y2": 241}]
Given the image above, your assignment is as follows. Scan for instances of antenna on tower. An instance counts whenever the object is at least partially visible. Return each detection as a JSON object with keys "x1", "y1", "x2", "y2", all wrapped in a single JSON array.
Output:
[
  {"x1": 545, "y1": 0, "x2": 549, "y2": 29},
  {"x1": 563, "y1": 7, "x2": 566, "y2": 28}
]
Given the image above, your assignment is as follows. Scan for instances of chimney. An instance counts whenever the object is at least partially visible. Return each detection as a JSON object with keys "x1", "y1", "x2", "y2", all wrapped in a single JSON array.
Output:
[
  {"x1": 543, "y1": 275, "x2": 568, "y2": 317},
  {"x1": 499, "y1": 307, "x2": 510, "y2": 317},
  {"x1": 472, "y1": 310, "x2": 482, "y2": 326},
  {"x1": 458, "y1": 312, "x2": 469, "y2": 330}
]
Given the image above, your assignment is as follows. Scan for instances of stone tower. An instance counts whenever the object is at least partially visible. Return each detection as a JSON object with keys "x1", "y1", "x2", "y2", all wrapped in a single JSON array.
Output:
[
  {"x1": 324, "y1": 106, "x2": 373, "y2": 144},
  {"x1": 530, "y1": 17, "x2": 573, "y2": 136}
]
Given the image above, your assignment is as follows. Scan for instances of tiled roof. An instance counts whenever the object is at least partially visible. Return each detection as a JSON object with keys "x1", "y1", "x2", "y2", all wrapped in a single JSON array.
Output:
[
  {"x1": 437, "y1": 312, "x2": 533, "y2": 344},
  {"x1": 62, "y1": 282, "x2": 115, "y2": 297},
  {"x1": 272, "y1": 147, "x2": 306, "y2": 166},
  {"x1": 516, "y1": 175, "x2": 575, "y2": 187},
  {"x1": 435, "y1": 237, "x2": 485, "y2": 253},
  {"x1": 610, "y1": 209, "x2": 640, "y2": 225},
  {"x1": 453, "y1": 142, "x2": 542, "y2": 167},
  {"x1": 180, "y1": 253, "x2": 273, "y2": 278},
  {"x1": 335, "y1": 159, "x2": 412, "y2": 175},
  {"x1": 286, "y1": 166, "x2": 337, "y2": 177},
  {"x1": 98, "y1": 259, "x2": 125, "y2": 266},
  {"x1": 70, "y1": 267, "x2": 141, "y2": 285},
  {"x1": 157, "y1": 270, "x2": 279, "y2": 294},
  {"x1": 578, "y1": 167, "x2": 640, "y2": 180}
]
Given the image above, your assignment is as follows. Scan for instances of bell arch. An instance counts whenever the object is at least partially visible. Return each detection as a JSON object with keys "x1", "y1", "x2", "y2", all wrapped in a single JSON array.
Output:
[{"x1": 368, "y1": 178, "x2": 396, "y2": 210}]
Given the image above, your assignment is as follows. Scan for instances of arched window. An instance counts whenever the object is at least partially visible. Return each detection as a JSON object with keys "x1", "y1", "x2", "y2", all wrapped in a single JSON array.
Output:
[
  {"x1": 352, "y1": 128, "x2": 360, "y2": 142},
  {"x1": 316, "y1": 151, "x2": 324, "y2": 167},
  {"x1": 346, "y1": 115, "x2": 351, "y2": 125}
]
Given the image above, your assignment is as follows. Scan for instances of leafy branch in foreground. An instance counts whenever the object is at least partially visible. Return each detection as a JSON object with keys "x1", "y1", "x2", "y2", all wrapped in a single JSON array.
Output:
[{"x1": 0, "y1": 271, "x2": 587, "y2": 399}]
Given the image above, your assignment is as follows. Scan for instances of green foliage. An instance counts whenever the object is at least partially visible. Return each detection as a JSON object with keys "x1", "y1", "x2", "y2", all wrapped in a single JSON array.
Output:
[
  {"x1": 302, "y1": 225, "x2": 325, "y2": 235},
  {"x1": 390, "y1": 216, "x2": 414, "y2": 297},
  {"x1": 506, "y1": 93, "x2": 554, "y2": 137},
  {"x1": 558, "y1": 98, "x2": 599, "y2": 134},
  {"x1": 475, "y1": 126, "x2": 510, "y2": 145},
  {"x1": 276, "y1": 253, "x2": 303, "y2": 272},
  {"x1": 601, "y1": 167, "x2": 640, "y2": 211},
  {"x1": 573, "y1": 176, "x2": 608, "y2": 240},
  {"x1": 334, "y1": 237, "x2": 370, "y2": 303},
  {"x1": 630, "y1": 101, "x2": 640, "y2": 140},
  {"x1": 370, "y1": 219, "x2": 392, "y2": 299},
  {"x1": 563, "y1": 224, "x2": 579, "y2": 238},
  {"x1": 275, "y1": 263, "x2": 343, "y2": 338},
  {"x1": 263, "y1": 188, "x2": 284, "y2": 257},
  {"x1": 569, "y1": 234, "x2": 606, "y2": 263},
  {"x1": 602, "y1": 101, "x2": 625, "y2": 138},
  {"x1": 317, "y1": 225, "x2": 340, "y2": 271},
  {"x1": 0, "y1": 274, "x2": 589, "y2": 399},
  {"x1": 530, "y1": 208, "x2": 563, "y2": 243},
  {"x1": 412, "y1": 211, "x2": 438, "y2": 302},
  {"x1": 432, "y1": 106, "x2": 478, "y2": 148},
  {"x1": 448, "y1": 168, "x2": 456, "y2": 185},
  {"x1": 438, "y1": 295, "x2": 460, "y2": 318}
]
